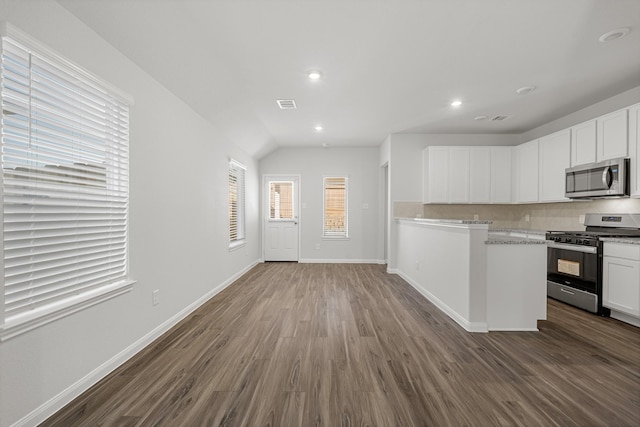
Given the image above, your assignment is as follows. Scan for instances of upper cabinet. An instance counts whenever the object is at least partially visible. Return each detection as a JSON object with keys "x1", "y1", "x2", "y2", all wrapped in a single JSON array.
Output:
[
  {"x1": 490, "y1": 147, "x2": 512, "y2": 203},
  {"x1": 420, "y1": 103, "x2": 637, "y2": 205},
  {"x1": 423, "y1": 146, "x2": 449, "y2": 203},
  {"x1": 513, "y1": 139, "x2": 539, "y2": 203},
  {"x1": 469, "y1": 147, "x2": 492, "y2": 203},
  {"x1": 571, "y1": 108, "x2": 629, "y2": 166},
  {"x1": 539, "y1": 129, "x2": 571, "y2": 202},
  {"x1": 423, "y1": 146, "x2": 512, "y2": 204},
  {"x1": 449, "y1": 147, "x2": 470, "y2": 203},
  {"x1": 630, "y1": 103, "x2": 640, "y2": 198},
  {"x1": 570, "y1": 120, "x2": 597, "y2": 166},
  {"x1": 597, "y1": 109, "x2": 628, "y2": 161}
]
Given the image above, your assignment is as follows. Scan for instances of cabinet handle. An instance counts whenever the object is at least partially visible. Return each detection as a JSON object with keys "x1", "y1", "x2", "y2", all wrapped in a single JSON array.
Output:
[{"x1": 560, "y1": 288, "x2": 575, "y2": 295}]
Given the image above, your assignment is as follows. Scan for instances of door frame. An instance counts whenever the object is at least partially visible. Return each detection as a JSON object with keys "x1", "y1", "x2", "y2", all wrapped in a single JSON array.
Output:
[{"x1": 262, "y1": 174, "x2": 302, "y2": 262}]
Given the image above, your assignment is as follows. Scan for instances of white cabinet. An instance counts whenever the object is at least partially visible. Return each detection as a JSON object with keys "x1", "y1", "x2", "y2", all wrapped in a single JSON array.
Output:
[
  {"x1": 539, "y1": 129, "x2": 571, "y2": 202},
  {"x1": 469, "y1": 147, "x2": 491, "y2": 203},
  {"x1": 490, "y1": 147, "x2": 512, "y2": 203},
  {"x1": 629, "y1": 103, "x2": 640, "y2": 197},
  {"x1": 603, "y1": 243, "x2": 640, "y2": 320},
  {"x1": 423, "y1": 146, "x2": 512, "y2": 204},
  {"x1": 597, "y1": 109, "x2": 628, "y2": 161},
  {"x1": 513, "y1": 139, "x2": 539, "y2": 203},
  {"x1": 423, "y1": 147, "x2": 449, "y2": 203},
  {"x1": 449, "y1": 147, "x2": 470, "y2": 203},
  {"x1": 569, "y1": 107, "x2": 629, "y2": 167},
  {"x1": 570, "y1": 120, "x2": 597, "y2": 166}
]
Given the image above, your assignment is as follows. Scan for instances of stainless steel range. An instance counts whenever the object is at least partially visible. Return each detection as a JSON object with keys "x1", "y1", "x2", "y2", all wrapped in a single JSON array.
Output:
[{"x1": 546, "y1": 213, "x2": 640, "y2": 315}]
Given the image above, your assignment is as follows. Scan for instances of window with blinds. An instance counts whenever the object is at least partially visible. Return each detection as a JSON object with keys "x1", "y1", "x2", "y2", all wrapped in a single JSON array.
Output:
[
  {"x1": 228, "y1": 159, "x2": 246, "y2": 246},
  {"x1": 1, "y1": 26, "x2": 133, "y2": 337},
  {"x1": 323, "y1": 176, "x2": 348, "y2": 238}
]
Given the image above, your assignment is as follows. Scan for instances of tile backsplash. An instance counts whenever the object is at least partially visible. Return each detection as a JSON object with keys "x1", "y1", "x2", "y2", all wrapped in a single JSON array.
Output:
[{"x1": 394, "y1": 199, "x2": 640, "y2": 231}]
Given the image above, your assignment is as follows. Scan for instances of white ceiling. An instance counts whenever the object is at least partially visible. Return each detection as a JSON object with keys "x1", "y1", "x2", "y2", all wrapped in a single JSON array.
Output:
[{"x1": 58, "y1": 0, "x2": 640, "y2": 157}]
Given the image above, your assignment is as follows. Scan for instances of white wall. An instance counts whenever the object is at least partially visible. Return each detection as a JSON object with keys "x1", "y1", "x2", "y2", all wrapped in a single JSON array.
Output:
[
  {"x1": 260, "y1": 147, "x2": 381, "y2": 262},
  {"x1": 0, "y1": 2, "x2": 260, "y2": 426},
  {"x1": 521, "y1": 86, "x2": 640, "y2": 142}
]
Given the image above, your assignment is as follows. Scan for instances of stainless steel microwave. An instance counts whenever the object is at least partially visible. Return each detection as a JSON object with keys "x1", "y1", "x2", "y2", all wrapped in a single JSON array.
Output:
[{"x1": 565, "y1": 158, "x2": 629, "y2": 199}]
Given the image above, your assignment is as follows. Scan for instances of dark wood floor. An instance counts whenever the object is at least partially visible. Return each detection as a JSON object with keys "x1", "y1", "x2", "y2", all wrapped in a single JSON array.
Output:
[{"x1": 42, "y1": 263, "x2": 640, "y2": 426}]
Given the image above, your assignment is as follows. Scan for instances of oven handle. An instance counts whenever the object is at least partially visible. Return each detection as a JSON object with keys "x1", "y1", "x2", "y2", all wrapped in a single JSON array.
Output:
[{"x1": 547, "y1": 242, "x2": 598, "y2": 254}]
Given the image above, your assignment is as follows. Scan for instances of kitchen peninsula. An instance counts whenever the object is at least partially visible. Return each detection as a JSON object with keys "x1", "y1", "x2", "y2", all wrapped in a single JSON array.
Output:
[{"x1": 393, "y1": 218, "x2": 547, "y2": 332}]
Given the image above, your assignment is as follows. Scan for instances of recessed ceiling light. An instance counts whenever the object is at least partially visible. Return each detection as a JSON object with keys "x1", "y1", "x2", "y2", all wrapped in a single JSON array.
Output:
[
  {"x1": 516, "y1": 86, "x2": 536, "y2": 94},
  {"x1": 450, "y1": 100, "x2": 462, "y2": 108},
  {"x1": 599, "y1": 27, "x2": 631, "y2": 42},
  {"x1": 322, "y1": 143, "x2": 330, "y2": 148},
  {"x1": 314, "y1": 125, "x2": 323, "y2": 132},
  {"x1": 474, "y1": 115, "x2": 488, "y2": 121},
  {"x1": 308, "y1": 71, "x2": 322, "y2": 80}
]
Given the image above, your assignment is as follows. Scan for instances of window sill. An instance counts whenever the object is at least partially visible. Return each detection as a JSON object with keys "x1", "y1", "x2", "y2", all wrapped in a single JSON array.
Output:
[
  {"x1": 1, "y1": 279, "x2": 135, "y2": 342},
  {"x1": 229, "y1": 239, "x2": 247, "y2": 251},
  {"x1": 322, "y1": 236, "x2": 350, "y2": 241}
]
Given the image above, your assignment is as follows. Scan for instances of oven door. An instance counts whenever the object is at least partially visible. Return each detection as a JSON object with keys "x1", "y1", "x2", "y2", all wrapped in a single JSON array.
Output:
[{"x1": 547, "y1": 242, "x2": 598, "y2": 293}]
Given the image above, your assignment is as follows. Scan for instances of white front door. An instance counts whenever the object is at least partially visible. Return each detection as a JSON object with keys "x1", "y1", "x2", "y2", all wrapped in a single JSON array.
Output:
[{"x1": 264, "y1": 176, "x2": 299, "y2": 261}]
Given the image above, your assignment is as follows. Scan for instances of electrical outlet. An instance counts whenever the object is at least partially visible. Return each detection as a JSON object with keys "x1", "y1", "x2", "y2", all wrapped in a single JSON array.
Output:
[
  {"x1": 473, "y1": 214, "x2": 479, "y2": 220},
  {"x1": 579, "y1": 214, "x2": 585, "y2": 224},
  {"x1": 525, "y1": 214, "x2": 530, "y2": 222},
  {"x1": 152, "y1": 290, "x2": 159, "y2": 306},
  {"x1": 315, "y1": 243, "x2": 321, "y2": 250},
  {"x1": 415, "y1": 261, "x2": 420, "y2": 270}
]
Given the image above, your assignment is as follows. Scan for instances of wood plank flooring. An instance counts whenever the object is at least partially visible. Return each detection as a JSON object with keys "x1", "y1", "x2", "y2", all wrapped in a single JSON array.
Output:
[{"x1": 42, "y1": 263, "x2": 640, "y2": 426}]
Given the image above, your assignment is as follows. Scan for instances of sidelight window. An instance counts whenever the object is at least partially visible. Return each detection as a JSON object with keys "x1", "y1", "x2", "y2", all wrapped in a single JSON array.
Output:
[{"x1": 228, "y1": 159, "x2": 246, "y2": 247}]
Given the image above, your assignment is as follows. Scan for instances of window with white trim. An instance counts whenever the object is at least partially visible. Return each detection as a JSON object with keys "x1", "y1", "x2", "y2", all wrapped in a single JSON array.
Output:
[
  {"x1": 228, "y1": 159, "x2": 246, "y2": 247},
  {"x1": 1, "y1": 25, "x2": 133, "y2": 338},
  {"x1": 323, "y1": 176, "x2": 348, "y2": 238}
]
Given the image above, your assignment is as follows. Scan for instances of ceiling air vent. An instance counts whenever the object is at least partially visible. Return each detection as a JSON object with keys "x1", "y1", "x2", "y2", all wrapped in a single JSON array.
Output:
[
  {"x1": 491, "y1": 115, "x2": 510, "y2": 121},
  {"x1": 277, "y1": 99, "x2": 297, "y2": 109}
]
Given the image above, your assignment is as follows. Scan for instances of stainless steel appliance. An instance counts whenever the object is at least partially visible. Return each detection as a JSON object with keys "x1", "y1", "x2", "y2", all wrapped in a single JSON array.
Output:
[
  {"x1": 565, "y1": 157, "x2": 629, "y2": 199},
  {"x1": 546, "y1": 213, "x2": 640, "y2": 315}
]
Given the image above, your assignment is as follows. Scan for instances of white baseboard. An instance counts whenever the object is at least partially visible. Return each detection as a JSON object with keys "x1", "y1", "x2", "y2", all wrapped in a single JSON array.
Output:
[
  {"x1": 610, "y1": 310, "x2": 640, "y2": 328},
  {"x1": 15, "y1": 259, "x2": 261, "y2": 427},
  {"x1": 394, "y1": 269, "x2": 488, "y2": 333},
  {"x1": 298, "y1": 258, "x2": 383, "y2": 264}
]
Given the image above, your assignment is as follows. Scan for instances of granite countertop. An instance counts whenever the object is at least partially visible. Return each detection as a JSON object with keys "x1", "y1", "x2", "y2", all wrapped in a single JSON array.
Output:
[
  {"x1": 489, "y1": 228, "x2": 547, "y2": 235},
  {"x1": 600, "y1": 237, "x2": 640, "y2": 245},
  {"x1": 395, "y1": 217, "x2": 493, "y2": 225},
  {"x1": 486, "y1": 234, "x2": 549, "y2": 245}
]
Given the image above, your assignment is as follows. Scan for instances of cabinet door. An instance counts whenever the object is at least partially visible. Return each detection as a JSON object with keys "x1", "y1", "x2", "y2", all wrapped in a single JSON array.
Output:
[
  {"x1": 515, "y1": 140, "x2": 539, "y2": 203},
  {"x1": 629, "y1": 103, "x2": 640, "y2": 197},
  {"x1": 490, "y1": 147, "x2": 512, "y2": 203},
  {"x1": 539, "y1": 130, "x2": 571, "y2": 202},
  {"x1": 603, "y1": 255, "x2": 640, "y2": 317},
  {"x1": 426, "y1": 147, "x2": 449, "y2": 203},
  {"x1": 570, "y1": 120, "x2": 597, "y2": 166},
  {"x1": 469, "y1": 147, "x2": 491, "y2": 203},
  {"x1": 597, "y1": 109, "x2": 628, "y2": 161},
  {"x1": 449, "y1": 147, "x2": 470, "y2": 203}
]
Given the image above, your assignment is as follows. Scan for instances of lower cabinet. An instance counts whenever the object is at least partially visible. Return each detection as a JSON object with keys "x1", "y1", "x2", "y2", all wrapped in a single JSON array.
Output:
[{"x1": 603, "y1": 243, "x2": 640, "y2": 319}]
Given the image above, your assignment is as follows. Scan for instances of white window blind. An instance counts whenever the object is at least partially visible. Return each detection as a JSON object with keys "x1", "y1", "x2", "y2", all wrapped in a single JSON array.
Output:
[
  {"x1": 269, "y1": 181, "x2": 294, "y2": 220},
  {"x1": 1, "y1": 27, "x2": 132, "y2": 335},
  {"x1": 323, "y1": 176, "x2": 348, "y2": 238},
  {"x1": 229, "y1": 159, "x2": 246, "y2": 245}
]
